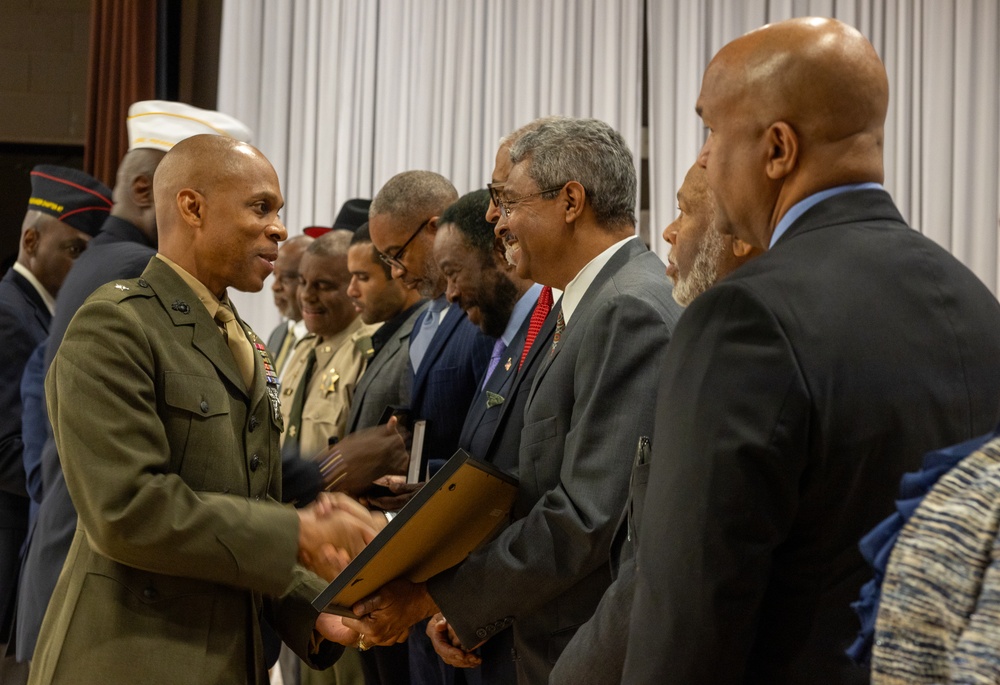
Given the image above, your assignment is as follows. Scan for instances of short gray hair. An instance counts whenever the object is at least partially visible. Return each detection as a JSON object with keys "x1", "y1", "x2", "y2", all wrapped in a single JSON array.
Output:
[
  {"x1": 369, "y1": 170, "x2": 458, "y2": 223},
  {"x1": 306, "y1": 229, "x2": 353, "y2": 258},
  {"x1": 509, "y1": 117, "x2": 636, "y2": 228}
]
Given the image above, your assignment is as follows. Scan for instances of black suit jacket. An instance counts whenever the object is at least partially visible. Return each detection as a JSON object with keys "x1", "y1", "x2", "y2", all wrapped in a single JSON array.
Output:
[
  {"x1": 454, "y1": 292, "x2": 558, "y2": 685},
  {"x1": 624, "y1": 189, "x2": 1000, "y2": 684},
  {"x1": 13, "y1": 216, "x2": 155, "y2": 660},
  {"x1": 457, "y1": 293, "x2": 558, "y2": 473},
  {"x1": 0, "y1": 268, "x2": 50, "y2": 640},
  {"x1": 409, "y1": 302, "x2": 493, "y2": 474}
]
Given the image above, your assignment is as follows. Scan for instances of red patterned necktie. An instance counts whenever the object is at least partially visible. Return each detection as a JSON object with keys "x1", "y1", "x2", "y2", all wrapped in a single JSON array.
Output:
[{"x1": 519, "y1": 286, "x2": 553, "y2": 370}]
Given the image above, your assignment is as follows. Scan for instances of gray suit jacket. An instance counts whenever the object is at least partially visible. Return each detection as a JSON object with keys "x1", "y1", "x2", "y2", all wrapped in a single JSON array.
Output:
[
  {"x1": 428, "y1": 238, "x2": 682, "y2": 684},
  {"x1": 345, "y1": 303, "x2": 427, "y2": 434}
]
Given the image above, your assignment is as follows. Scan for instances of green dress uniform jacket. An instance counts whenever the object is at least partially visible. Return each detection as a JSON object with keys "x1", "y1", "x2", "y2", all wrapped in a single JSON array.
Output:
[{"x1": 29, "y1": 258, "x2": 340, "y2": 685}]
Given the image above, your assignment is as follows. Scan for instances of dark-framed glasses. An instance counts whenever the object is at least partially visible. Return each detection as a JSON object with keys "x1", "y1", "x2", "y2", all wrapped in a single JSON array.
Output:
[
  {"x1": 497, "y1": 186, "x2": 565, "y2": 217},
  {"x1": 379, "y1": 218, "x2": 430, "y2": 270},
  {"x1": 487, "y1": 182, "x2": 505, "y2": 209}
]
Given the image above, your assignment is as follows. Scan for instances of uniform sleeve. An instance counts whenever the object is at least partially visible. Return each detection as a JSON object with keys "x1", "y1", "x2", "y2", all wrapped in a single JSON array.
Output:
[{"x1": 48, "y1": 298, "x2": 302, "y2": 598}]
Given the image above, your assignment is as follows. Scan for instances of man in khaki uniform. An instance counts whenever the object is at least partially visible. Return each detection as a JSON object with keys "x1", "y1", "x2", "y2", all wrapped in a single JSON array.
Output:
[{"x1": 280, "y1": 231, "x2": 379, "y2": 463}]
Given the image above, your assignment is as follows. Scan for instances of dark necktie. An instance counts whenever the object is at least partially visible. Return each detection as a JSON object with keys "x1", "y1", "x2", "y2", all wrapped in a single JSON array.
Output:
[
  {"x1": 284, "y1": 346, "x2": 317, "y2": 453},
  {"x1": 519, "y1": 286, "x2": 553, "y2": 370},
  {"x1": 549, "y1": 307, "x2": 565, "y2": 357}
]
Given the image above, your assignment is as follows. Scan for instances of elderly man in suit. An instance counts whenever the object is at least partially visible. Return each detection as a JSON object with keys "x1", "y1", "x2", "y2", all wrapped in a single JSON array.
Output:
[
  {"x1": 28, "y1": 134, "x2": 380, "y2": 685},
  {"x1": 0, "y1": 166, "x2": 110, "y2": 684},
  {"x1": 13, "y1": 101, "x2": 253, "y2": 669},
  {"x1": 550, "y1": 163, "x2": 760, "y2": 685},
  {"x1": 623, "y1": 18, "x2": 1000, "y2": 685},
  {"x1": 345, "y1": 117, "x2": 683, "y2": 685}
]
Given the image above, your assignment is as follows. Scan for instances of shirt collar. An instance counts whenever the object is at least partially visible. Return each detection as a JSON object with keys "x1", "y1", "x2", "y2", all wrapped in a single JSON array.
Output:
[
  {"x1": 501, "y1": 283, "x2": 543, "y2": 346},
  {"x1": 561, "y1": 236, "x2": 636, "y2": 324},
  {"x1": 155, "y1": 253, "x2": 224, "y2": 318},
  {"x1": 13, "y1": 262, "x2": 56, "y2": 315},
  {"x1": 770, "y1": 183, "x2": 884, "y2": 248}
]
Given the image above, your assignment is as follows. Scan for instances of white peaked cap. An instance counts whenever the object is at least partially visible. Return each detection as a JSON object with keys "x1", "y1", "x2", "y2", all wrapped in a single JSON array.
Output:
[{"x1": 126, "y1": 100, "x2": 253, "y2": 151}]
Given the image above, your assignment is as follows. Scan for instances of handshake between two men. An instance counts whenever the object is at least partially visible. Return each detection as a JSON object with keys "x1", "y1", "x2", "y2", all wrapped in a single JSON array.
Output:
[{"x1": 292, "y1": 418, "x2": 432, "y2": 647}]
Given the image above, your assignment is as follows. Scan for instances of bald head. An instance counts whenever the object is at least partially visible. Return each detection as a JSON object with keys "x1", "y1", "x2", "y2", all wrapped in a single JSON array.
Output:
[
  {"x1": 696, "y1": 17, "x2": 889, "y2": 249},
  {"x1": 112, "y1": 147, "x2": 166, "y2": 243},
  {"x1": 715, "y1": 18, "x2": 887, "y2": 145},
  {"x1": 153, "y1": 134, "x2": 286, "y2": 296}
]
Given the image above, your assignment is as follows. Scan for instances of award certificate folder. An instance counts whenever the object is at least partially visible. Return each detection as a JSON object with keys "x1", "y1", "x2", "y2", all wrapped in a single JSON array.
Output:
[{"x1": 312, "y1": 449, "x2": 518, "y2": 616}]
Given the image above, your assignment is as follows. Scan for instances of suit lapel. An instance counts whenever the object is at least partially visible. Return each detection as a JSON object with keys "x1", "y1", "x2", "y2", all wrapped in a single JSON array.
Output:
[
  {"x1": 411, "y1": 303, "x2": 463, "y2": 399},
  {"x1": 526, "y1": 239, "x2": 646, "y2": 408},
  {"x1": 143, "y1": 259, "x2": 249, "y2": 398},
  {"x1": 8, "y1": 270, "x2": 52, "y2": 332}
]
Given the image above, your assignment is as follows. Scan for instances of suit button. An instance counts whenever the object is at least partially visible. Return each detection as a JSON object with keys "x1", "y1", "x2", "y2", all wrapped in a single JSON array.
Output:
[
  {"x1": 250, "y1": 454, "x2": 261, "y2": 472},
  {"x1": 137, "y1": 278, "x2": 148, "y2": 288},
  {"x1": 249, "y1": 416, "x2": 259, "y2": 431},
  {"x1": 475, "y1": 628, "x2": 487, "y2": 639},
  {"x1": 143, "y1": 586, "x2": 157, "y2": 600},
  {"x1": 200, "y1": 400, "x2": 209, "y2": 413}
]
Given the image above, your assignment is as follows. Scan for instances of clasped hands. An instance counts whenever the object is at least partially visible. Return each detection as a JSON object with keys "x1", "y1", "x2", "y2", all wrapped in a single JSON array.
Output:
[{"x1": 297, "y1": 492, "x2": 387, "y2": 580}]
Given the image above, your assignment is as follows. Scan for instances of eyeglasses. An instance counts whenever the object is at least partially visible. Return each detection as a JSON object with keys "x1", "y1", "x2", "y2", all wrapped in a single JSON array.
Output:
[
  {"x1": 379, "y1": 218, "x2": 430, "y2": 270},
  {"x1": 487, "y1": 182, "x2": 505, "y2": 209},
  {"x1": 497, "y1": 185, "x2": 564, "y2": 217}
]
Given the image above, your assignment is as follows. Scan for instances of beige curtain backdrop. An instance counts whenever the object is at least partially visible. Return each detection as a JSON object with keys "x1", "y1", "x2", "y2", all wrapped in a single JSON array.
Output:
[
  {"x1": 219, "y1": 0, "x2": 999, "y2": 334},
  {"x1": 218, "y1": 0, "x2": 642, "y2": 334},
  {"x1": 646, "y1": 0, "x2": 1000, "y2": 295}
]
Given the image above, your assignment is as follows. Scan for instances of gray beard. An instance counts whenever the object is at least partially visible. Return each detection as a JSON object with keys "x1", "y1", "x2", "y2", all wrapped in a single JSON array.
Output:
[{"x1": 672, "y1": 224, "x2": 726, "y2": 307}]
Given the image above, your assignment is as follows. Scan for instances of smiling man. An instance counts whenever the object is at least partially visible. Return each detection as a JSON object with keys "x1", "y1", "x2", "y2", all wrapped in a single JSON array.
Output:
[
  {"x1": 280, "y1": 230, "x2": 379, "y2": 464},
  {"x1": 346, "y1": 118, "x2": 683, "y2": 685},
  {"x1": 29, "y1": 134, "x2": 378, "y2": 685}
]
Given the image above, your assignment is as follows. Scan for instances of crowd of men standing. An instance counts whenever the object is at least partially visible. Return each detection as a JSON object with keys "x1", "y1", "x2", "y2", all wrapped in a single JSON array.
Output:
[{"x1": 2, "y1": 15, "x2": 1000, "y2": 685}]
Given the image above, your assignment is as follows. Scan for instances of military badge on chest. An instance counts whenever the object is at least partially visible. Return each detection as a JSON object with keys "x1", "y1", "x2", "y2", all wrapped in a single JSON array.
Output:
[
  {"x1": 253, "y1": 337, "x2": 282, "y2": 421},
  {"x1": 320, "y1": 367, "x2": 340, "y2": 397}
]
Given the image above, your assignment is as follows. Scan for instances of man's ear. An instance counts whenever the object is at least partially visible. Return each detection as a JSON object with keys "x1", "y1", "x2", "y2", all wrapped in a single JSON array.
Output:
[
  {"x1": 21, "y1": 226, "x2": 40, "y2": 256},
  {"x1": 765, "y1": 121, "x2": 798, "y2": 180},
  {"x1": 132, "y1": 173, "x2": 155, "y2": 209},
  {"x1": 563, "y1": 181, "x2": 586, "y2": 223},
  {"x1": 176, "y1": 188, "x2": 205, "y2": 227},
  {"x1": 425, "y1": 216, "x2": 440, "y2": 236}
]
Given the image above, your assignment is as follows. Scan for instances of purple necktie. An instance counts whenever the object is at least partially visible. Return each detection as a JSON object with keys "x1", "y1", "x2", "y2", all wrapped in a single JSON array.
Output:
[{"x1": 482, "y1": 338, "x2": 507, "y2": 390}]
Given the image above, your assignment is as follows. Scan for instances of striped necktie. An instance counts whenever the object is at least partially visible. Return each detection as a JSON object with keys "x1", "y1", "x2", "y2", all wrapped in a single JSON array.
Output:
[{"x1": 519, "y1": 286, "x2": 553, "y2": 370}]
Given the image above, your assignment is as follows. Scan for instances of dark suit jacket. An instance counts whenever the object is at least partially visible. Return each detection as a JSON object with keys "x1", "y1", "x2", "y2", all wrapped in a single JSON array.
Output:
[
  {"x1": 454, "y1": 293, "x2": 558, "y2": 685},
  {"x1": 624, "y1": 189, "x2": 1000, "y2": 685},
  {"x1": 346, "y1": 302, "x2": 427, "y2": 434},
  {"x1": 30, "y1": 257, "x2": 338, "y2": 684},
  {"x1": 429, "y1": 238, "x2": 682, "y2": 684},
  {"x1": 458, "y1": 295, "x2": 558, "y2": 473},
  {"x1": 266, "y1": 319, "x2": 291, "y2": 356},
  {"x1": 13, "y1": 217, "x2": 156, "y2": 660},
  {"x1": 0, "y1": 268, "x2": 49, "y2": 641},
  {"x1": 408, "y1": 302, "x2": 493, "y2": 475}
]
